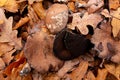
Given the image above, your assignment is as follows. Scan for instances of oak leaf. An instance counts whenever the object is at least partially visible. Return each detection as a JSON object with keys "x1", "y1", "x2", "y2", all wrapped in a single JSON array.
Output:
[
  {"x1": 109, "y1": 0, "x2": 120, "y2": 10},
  {"x1": 104, "y1": 63, "x2": 120, "y2": 80},
  {"x1": 69, "y1": 60, "x2": 88, "y2": 80},
  {"x1": 0, "y1": 58, "x2": 5, "y2": 70},
  {"x1": 111, "y1": 7, "x2": 120, "y2": 37},
  {"x1": 0, "y1": 43, "x2": 13, "y2": 56},
  {"x1": 87, "y1": 0, "x2": 104, "y2": 13},
  {"x1": 0, "y1": 8, "x2": 22, "y2": 50},
  {"x1": 96, "y1": 69, "x2": 108, "y2": 80},
  {"x1": 2, "y1": 49, "x2": 16, "y2": 65},
  {"x1": 71, "y1": 12, "x2": 102, "y2": 35}
]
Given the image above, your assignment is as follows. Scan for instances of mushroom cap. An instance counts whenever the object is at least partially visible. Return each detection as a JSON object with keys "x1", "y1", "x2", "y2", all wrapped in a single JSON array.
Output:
[{"x1": 45, "y1": 3, "x2": 68, "y2": 34}]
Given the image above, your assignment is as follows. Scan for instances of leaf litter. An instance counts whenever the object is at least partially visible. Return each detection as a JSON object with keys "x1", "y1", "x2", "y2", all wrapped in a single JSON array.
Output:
[{"x1": 0, "y1": 0, "x2": 120, "y2": 80}]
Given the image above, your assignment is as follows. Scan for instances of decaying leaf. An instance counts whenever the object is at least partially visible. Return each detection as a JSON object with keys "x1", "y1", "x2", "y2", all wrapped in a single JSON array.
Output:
[
  {"x1": 104, "y1": 63, "x2": 120, "y2": 80},
  {"x1": 13, "y1": 16, "x2": 30, "y2": 30},
  {"x1": 4, "y1": 0, "x2": 18, "y2": 12},
  {"x1": 67, "y1": 2, "x2": 75, "y2": 12},
  {"x1": 0, "y1": 8, "x2": 22, "y2": 50},
  {"x1": 101, "y1": 9, "x2": 111, "y2": 18},
  {"x1": 85, "y1": 71, "x2": 96, "y2": 80},
  {"x1": 57, "y1": 59, "x2": 79, "y2": 77},
  {"x1": 32, "y1": 2, "x2": 46, "y2": 19},
  {"x1": 3, "y1": 57, "x2": 26, "y2": 76},
  {"x1": 2, "y1": 49, "x2": 16, "y2": 65},
  {"x1": 24, "y1": 31, "x2": 63, "y2": 73},
  {"x1": 96, "y1": 69, "x2": 108, "y2": 80},
  {"x1": 0, "y1": 43, "x2": 13, "y2": 56},
  {"x1": 28, "y1": 0, "x2": 43, "y2": 5},
  {"x1": 70, "y1": 12, "x2": 102, "y2": 35},
  {"x1": 87, "y1": 0, "x2": 104, "y2": 13},
  {"x1": 111, "y1": 7, "x2": 120, "y2": 37},
  {"x1": 69, "y1": 60, "x2": 88, "y2": 80},
  {"x1": 109, "y1": 0, "x2": 120, "y2": 10},
  {"x1": 43, "y1": 73, "x2": 60, "y2": 80},
  {"x1": 0, "y1": 58, "x2": 5, "y2": 70},
  {"x1": 0, "y1": 0, "x2": 7, "y2": 6}
]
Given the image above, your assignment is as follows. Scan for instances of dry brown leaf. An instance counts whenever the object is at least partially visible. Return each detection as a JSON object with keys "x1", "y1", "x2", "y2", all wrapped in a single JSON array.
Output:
[
  {"x1": 57, "y1": 59, "x2": 79, "y2": 77},
  {"x1": 0, "y1": 0, "x2": 7, "y2": 6},
  {"x1": 0, "y1": 8, "x2": 22, "y2": 50},
  {"x1": 71, "y1": 12, "x2": 102, "y2": 35},
  {"x1": 3, "y1": 57, "x2": 26, "y2": 76},
  {"x1": 104, "y1": 63, "x2": 120, "y2": 80},
  {"x1": 85, "y1": 71, "x2": 96, "y2": 80},
  {"x1": 96, "y1": 69, "x2": 108, "y2": 80},
  {"x1": 111, "y1": 7, "x2": 120, "y2": 37},
  {"x1": 87, "y1": 0, "x2": 104, "y2": 13},
  {"x1": 10, "y1": 62, "x2": 31, "y2": 80},
  {"x1": 69, "y1": 60, "x2": 88, "y2": 80},
  {"x1": 32, "y1": 2, "x2": 46, "y2": 19},
  {"x1": 109, "y1": 0, "x2": 120, "y2": 10},
  {"x1": 4, "y1": 0, "x2": 18, "y2": 12},
  {"x1": 0, "y1": 58, "x2": 5, "y2": 70},
  {"x1": 104, "y1": 63, "x2": 116, "y2": 75},
  {"x1": 28, "y1": 0, "x2": 42, "y2": 5},
  {"x1": 28, "y1": 6, "x2": 39, "y2": 26},
  {"x1": 24, "y1": 31, "x2": 63, "y2": 73},
  {"x1": 0, "y1": 71, "x2": 5, "y2": 80},
  {"x1": 13, "y1": 16, "x2": 30, "y2": 30},
  {"x1": 0, "y1": 43, "x2": 13, "y2": 56},
  {"x1": 44, "y1": 73, "x2": 60, "y2": 80},
  {"x1": 101, "y1": 9, "x2": 111, "y2": 18},
  {"x1": 2, "y1": 49, "x2": 16, "y2": 65},
  {"x1": 67, "y1": 2, "x2": 75, "y2": 12}
]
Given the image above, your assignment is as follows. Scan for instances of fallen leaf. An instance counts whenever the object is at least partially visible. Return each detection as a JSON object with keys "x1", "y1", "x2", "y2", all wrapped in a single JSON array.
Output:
[
  {"x1": 13, "y1": 16, "x2": 30, "y2": 30},
  {"x1": 28, "y1": 0, "x2": 43, "y2": 5},
  {"x1": 0, "y1": 58, "x2": 5, "y2": 70},
  {"x1": 67, "y1": 2, "x2": 75, "y2": 12},
  {"x1": 0, "y1": 8, "x2": 22, "y2": 50},
  {"x1": 87, "y1": 0, "x2": 104, "y2": 13},
  {"x1": 3, "y1": 57, "x2": 26, "y2": 76},
  {"x1": 106, "y1": 72, "x2": 118, "y2": 80},
  {"x1": 0, "y1": 43, "x2": 13, "y2": 56},
  {"x1": 101, "y1": 9, "x2": 111, "y2": 18},
  {"x1": 0, "y1": 71, "x2": 5, "y2": 80},
  {"x1": 111, "y1": 7, "x2": 120, "y2": 37},
  {"x1": 2, "y1": 49, "x2": 16, "y2": 65},
  {"x1": 32, "y1": 2, "x2": 46, "y2": 19},
  {"x1": 104, "y1": 63, "x2": 120, "y2": 80},
  {"x1": 44, "y1": 73, "x2": 60, "y2": 80},
  {"x1": 4, "y1": 0, "x2": 18, "y2": 12},
  {"x1": 109, "y1": 0, "x2": 120, "y2": 10},
  {"x1": 85, "y1": 71, "x2": 96, "y2": 80},
  {"x1": 57, "y1": 59, "x2": 79, "y2": 77},
  {"x1": 96, "y1": 69, "x2": 108, "y2": 80},
  {"x1": 0, "y1": 0, "x2": 7, "y2": 6},
  {"x1": 69, "y1": 60, "x2": 88, "y2": 80},
  {"x1": 71, "y1": 12, "x2": 102, "y2": 35}
]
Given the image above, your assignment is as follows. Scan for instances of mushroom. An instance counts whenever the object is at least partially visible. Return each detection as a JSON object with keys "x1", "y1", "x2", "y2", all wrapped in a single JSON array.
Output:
[{"x1": 45, "y1": 3, "x2": 68, "y2": 34}]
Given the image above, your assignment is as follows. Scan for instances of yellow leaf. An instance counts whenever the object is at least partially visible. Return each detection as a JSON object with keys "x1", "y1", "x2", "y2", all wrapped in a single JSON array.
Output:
[
  {"x1": 4, "y1": 0, "x2": 18, "y2": 12},
  {"x1": 111, "y1": 7, "x2": 120, "y2": 37},
  {"x1": 109, "y1": 0, "x2": 120, "y2": 9},
  {"x1": 69, "y1": 60, "x2": 88, "y2": 80},
  {"x1": 0, "y1": 0, "x2": 7, "y2": 6},
  {"x1": 96, "y1": 69, "x2": 108, "y2": 80}
]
